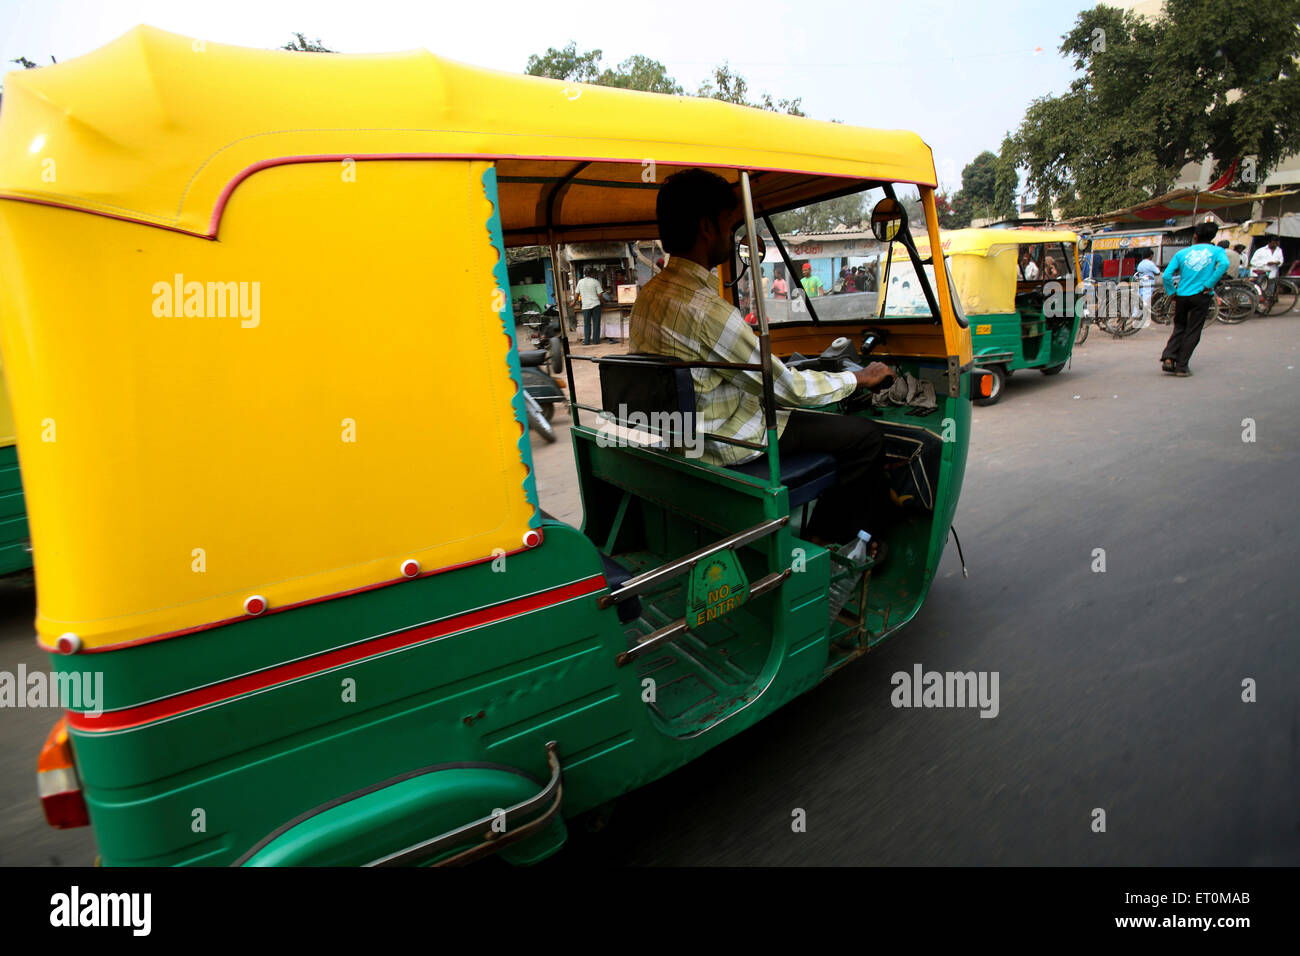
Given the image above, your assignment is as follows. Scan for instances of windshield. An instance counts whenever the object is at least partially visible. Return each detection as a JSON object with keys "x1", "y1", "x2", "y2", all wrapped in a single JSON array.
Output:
[{"x1": 732, "y1": 183, "x2": 938, "y2": 325}]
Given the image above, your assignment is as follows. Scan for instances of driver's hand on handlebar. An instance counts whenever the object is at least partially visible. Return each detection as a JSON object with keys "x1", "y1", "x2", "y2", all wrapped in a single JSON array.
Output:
[{"x1": 854, "y1": 362, "x2": 895, "y2": 390}]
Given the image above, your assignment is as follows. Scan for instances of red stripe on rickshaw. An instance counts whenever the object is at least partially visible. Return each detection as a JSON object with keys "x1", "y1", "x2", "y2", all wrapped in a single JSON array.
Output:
[{"x1": 66, "y1": 574, "x2": 606, "y2": 733}]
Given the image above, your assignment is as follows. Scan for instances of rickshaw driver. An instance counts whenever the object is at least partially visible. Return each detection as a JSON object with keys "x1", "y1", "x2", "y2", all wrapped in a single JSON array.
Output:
[{"x1": 630, "y1": 169, "x2": 897, "y2": 559}]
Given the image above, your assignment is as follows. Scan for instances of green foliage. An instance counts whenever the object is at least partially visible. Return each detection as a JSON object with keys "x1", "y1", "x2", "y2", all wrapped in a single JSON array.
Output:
[
  {"x1": 696, "y1": 61, "x2": 804, "y2": 115},
  {"x1": 526, "y1": 43, "x2": 682, "y2": 94},
  {"x1": 282, "y1": 33, "x2": 335, "y2": 53},
  {"x1": 598, "y1": 54, "x2": 683, "y2": 95},
  {"x1": 1008, "y1": 0, "x2": 1300, "y2": 218},
  {"x1": 769, "y1": 194, "x2": 865, "y2": 234},
  {"x1": 935, "y1": 192, "x2": 964, "y2": 229},
  {"x1": 525, "y1": 42, "x2": 604, "y2": 83},
  {"x1": 950, "y1": 149, "x2": 1018, "y2": 224},
  {"x1": 10, "y1": 56, "x2": 38, "y2": 69}
]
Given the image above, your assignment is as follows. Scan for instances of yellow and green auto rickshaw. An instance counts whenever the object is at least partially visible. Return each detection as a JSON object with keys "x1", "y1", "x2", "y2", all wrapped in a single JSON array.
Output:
[
  {"x1": 910, "y1": 229, "x2": 1083, "y2": 405},
  {"x1": 2, "y1": 27, "x2": 982, "y2": 866}
]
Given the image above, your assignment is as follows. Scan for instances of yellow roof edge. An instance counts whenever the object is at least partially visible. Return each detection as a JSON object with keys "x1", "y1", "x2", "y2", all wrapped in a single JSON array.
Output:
[
  {"x1": 0, "y1": 26, "x2": 937, "y2": 237},
  {"x1": 925, "y1": 228, "x2": 1081, "y2": 257}
]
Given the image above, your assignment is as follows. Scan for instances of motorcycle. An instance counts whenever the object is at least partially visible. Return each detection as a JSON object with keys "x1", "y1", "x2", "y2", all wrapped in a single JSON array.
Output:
[{"x1": 519, "y1": 306, "x2": 566, "y2": 444}]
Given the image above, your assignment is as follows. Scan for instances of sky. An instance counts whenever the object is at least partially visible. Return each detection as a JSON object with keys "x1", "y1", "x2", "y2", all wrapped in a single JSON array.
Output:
[{"x1": 0, "y1": 0, "x2": 1094, "y2": 193}]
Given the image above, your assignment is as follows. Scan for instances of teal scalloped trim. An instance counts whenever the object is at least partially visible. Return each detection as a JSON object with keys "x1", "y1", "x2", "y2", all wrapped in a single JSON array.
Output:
[{"x1": 482, "y1": 165, "x2": 542, "y2": 527}]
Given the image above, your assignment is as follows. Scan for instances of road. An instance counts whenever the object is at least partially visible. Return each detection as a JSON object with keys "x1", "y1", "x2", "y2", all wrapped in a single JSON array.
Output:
[{"x1": 2, "y1": 314, "x2": 1297, "y2": 865}]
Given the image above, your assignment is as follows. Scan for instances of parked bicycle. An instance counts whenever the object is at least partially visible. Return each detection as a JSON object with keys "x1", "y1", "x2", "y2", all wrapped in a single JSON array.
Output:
[
  {"x1": 1153, "y1": 282, "x2": 1253, "y2": 325},
  {"x1": 1077, "y1": 277, "x2": 1148, "y2": 343},
  {"x1": 1249, "y1": 268, "x2": 1298, "y2": 316}
]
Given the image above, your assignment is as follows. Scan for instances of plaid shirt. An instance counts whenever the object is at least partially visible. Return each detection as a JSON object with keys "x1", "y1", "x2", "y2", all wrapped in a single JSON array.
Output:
[{"x1": 629, "y1": 257, "x2": 858, "y2": 466}]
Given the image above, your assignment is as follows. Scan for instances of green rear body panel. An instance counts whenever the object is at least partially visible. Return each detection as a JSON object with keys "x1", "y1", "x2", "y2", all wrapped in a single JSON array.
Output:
[
  {"x1": 971, "y1": 307, "x2": 1079, "y2": 373},
  {"x1": 0, "y1": 444, "x2": 32, "y2": 575}
]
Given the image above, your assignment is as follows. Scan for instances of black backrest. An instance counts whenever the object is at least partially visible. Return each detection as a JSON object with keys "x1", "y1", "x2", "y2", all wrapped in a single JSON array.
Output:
[
  {"x1": 598, "y1": 356, "x2": 702, "y2": 444},
  {"x1": 598, "y1": 354, "x2": 695, "y2": 419}
]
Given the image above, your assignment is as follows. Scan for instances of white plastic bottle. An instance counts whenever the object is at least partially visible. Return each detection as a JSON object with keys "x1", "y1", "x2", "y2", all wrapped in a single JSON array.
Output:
[{"x1": 827, "y1": 530, "x2": 872, "y2": 620}]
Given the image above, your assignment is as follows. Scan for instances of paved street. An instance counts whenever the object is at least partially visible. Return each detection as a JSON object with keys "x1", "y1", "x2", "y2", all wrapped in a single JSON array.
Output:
[{"x1": 2, "y1": 315, "x2": 1297, "y2": 865}]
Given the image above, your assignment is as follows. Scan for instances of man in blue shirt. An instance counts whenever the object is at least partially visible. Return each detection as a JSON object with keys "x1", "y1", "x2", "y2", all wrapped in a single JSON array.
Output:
[
  {"x1": 1134, "y1": 248, "x2": 1161, "y2": 326},
  {"x1": 1160, "y1": 221, "x2": 1231, "y2": 376}
]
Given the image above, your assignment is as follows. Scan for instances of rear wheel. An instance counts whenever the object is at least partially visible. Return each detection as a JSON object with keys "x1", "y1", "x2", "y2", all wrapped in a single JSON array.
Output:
[
  {"x1": 1075, "y1": 313, "x2": 1090, "y2": 344},
  {"x1": 1267, "y1": 279, "x2": 1298, "y2": 316},
  {"x1": 1041, "y1": 363, "x2": 1066, "y2": 375},
  {"x1": 973, "y1": 364, "x2": 1006, "y2": 406},
  {"x1": 1153, "y1": 295, "x2": 1177, "y2": 325},
  {"x1": 1216, "y1": 287, "x2": 1253, "y2": 324}
]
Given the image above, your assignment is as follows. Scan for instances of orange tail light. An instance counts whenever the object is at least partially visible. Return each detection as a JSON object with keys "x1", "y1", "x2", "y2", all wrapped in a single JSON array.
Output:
[{"x1": 37, "y1": 717, "x2": 89, "y2": 829}]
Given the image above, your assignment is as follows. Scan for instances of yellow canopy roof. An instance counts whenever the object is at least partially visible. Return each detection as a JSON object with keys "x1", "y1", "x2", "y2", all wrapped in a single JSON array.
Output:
[{"x1": 0, "y1": 26, "x2": 937, "y2": 243}]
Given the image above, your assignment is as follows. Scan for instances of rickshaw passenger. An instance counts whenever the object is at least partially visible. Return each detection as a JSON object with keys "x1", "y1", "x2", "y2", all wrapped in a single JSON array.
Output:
[{"x1": 629, "y1": 169, "x2": 896, "y2": 557}]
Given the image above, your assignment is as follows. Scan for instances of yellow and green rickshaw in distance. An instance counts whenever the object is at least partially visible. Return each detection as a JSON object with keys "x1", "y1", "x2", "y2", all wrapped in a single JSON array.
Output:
[
  {"x1": 1, "y1": 27, "x2": 979, "y2": 866},
  {"x1": 904, "y1": 229, "x2": 1083, "y2": 405}
]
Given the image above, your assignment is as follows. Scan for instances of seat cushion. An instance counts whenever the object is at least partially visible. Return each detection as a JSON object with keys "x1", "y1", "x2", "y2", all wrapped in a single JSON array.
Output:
[{"x1": 729, "y1": 452, "x2": 837, "y2": 508}]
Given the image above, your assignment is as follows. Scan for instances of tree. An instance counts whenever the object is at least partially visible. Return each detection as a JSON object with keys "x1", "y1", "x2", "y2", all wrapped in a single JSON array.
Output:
[
  {"x1": 951, "y1": 149, "x2": 1017, "y2": 223},
  {"x1": 526, "y1": 43, "x2": 683, "y2": 94},
  {"x1": 598, "y1": 54, "x2": 682, "y2": 95},
  {"x1": 1008, "y1": 0, "x2": 1300, "y2": 218},
  {"x1": 947, "y1": 192, "x2": 974, "y2": 229},
  {"x1": 525, "y1": 42, "x2": 603, "y2": 83},
  {"x1": 769, "y1": 194, "x2": 864, "y2": 234},
  {"x1": 696, "y1": 61, "x2": 804, "y2": 116},
  {"x1": 935, "y1": 192, "x2": 963, "y2": 229},
  {"x1": 10, "y1": 56, "x2": 38, "y2": 69},
  {"x1": 282, "y1": 33, "x2": 335, "y2": 52}
]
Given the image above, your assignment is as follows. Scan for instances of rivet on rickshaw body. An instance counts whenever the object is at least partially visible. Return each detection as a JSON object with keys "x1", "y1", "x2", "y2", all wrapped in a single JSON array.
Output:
[
  {"x1": 523, "y1": 530, "x2": 541, "y2": 548},
  {"x1": 244, "y1": 595, "x2": 268, "y2": 616},
  {"x1": 401, "y1": 559, "x2": 421, "y2": 578},
  {"x1": 55, "y1": 633, "x2": 82, "y2": 654}
]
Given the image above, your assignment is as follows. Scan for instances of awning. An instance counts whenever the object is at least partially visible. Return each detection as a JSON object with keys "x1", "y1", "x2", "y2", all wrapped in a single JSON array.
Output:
[{"x1": 1064, "y1": 187, "x2": 1299, "y2": 228}]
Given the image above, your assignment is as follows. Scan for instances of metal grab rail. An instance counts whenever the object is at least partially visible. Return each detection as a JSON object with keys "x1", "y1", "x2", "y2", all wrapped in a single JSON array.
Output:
[
  {"x1": 615, "y1": 569, "x2": 792, "y2": 667},
  {"x1": 365, "y1": 741, "x2": 563, "y2": 868},
  {"x1": 597, "y1": 516, "x2": 788, "y2": 610},
  {"x1": 573, "y1": 402, "x2": 768, "y2": 453},
  {"x1": 571, "y1": 353, "x2": 764, "y2": 373}
]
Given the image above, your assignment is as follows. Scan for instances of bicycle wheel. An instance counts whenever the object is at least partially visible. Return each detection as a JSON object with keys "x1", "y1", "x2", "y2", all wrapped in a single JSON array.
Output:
[
  {"x1": 1267, "y1": 279, "x2": 1298, "y2": 316},
  {"x1": 1074, "y1": 314, "x2": 1089, "y2": 345},
  {"x1": 1152, "y1": 295, "x2": 1177, "y2": 325},
  {"x1": 1216, "y1": 287, "x2": 1253, "y2": 324},
  {"x1": 1223, "y1": 280, "x2": 1259, "y2": 316}
]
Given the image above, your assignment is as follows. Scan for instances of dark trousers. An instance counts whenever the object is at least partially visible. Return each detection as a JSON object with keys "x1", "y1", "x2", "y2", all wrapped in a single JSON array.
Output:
[
  {"x1": 778, "y1": 410, "x2": 890, "y2": 545},
  {"x1": 582, "y1": 305, "x2": 601, "y2": 345},
  {"x1": 1161, "y1": 291, "x2": 1211, "y2": 370}
]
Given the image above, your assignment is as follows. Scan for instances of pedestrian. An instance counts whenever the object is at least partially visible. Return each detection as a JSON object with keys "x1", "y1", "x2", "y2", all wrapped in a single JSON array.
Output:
[
  {"x1": 572, "y1": 267, "x2": 606, "y2": 345},
  {"x1": 1021, "y1": 250, "x2": 1039, "y2": 281},
  {"x1": 1216, "y1": 240, "x2": 1236, "y2": 278},
  {"x1": 1134, "y1": 248, "x2": 1160, "y2": 324},
  {"x1": 800, "y1": 263, "x2": 824, "y2": 297},
  {"x1": 1232, "y1": 244, "x2": 1248, "y2": 279},
  {"x1": 861, "y1": 263, "x2": 878, "y2": 292},
  {"x1": 1160, "y1": 221, "x2": 1230, "y2": 377},
  {"x1": 771, "y1": 266, "x2": 788, "y2": 299},
  {"x1": 1250, "y1": 236, "x2": 1285, "y2": 298}
]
